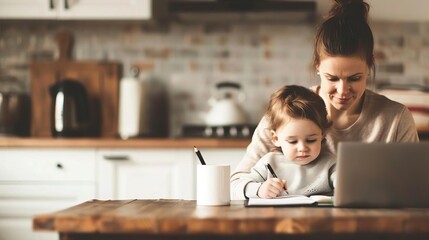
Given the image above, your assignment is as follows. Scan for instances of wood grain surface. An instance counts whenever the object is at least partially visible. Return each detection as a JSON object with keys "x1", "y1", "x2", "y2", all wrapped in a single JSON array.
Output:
[
  {"x1": 33, "y1": 199, "x2": 429, "y2": 239},
  {"x1": 0, "y1": 137, "x2": 250, "y2": 148},
  {"x1": 30, "y1": 32, "x2": 121, "y2": 138}
]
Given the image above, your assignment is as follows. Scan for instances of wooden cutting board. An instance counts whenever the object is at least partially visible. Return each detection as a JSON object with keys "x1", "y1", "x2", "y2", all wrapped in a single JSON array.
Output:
[{"x1": 30, "y1": 32, "x2": 121, "y2": 138}]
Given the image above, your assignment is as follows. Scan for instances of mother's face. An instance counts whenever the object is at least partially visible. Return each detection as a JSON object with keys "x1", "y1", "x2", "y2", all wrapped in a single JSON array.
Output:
[{"x1": 317, "y1": 56, "x2": 369, "y2": 112}]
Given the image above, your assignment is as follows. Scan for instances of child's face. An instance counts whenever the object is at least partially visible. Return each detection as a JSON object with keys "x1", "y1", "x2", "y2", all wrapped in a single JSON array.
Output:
[{"x1": 271, "y1": 118, "x2": 323, "y2": 165}]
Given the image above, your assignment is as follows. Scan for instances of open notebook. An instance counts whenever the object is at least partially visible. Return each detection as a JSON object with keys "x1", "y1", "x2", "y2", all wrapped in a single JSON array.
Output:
[{"x1": 246, "y1": 195, "x2": 332, "y2": 207}]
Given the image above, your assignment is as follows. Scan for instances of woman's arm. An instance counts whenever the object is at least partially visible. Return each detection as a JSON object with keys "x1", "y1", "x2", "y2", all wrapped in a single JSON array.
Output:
[
  {"x1": 396, "y1": 107, "x2": 419, "y2": 142},
  {"x1": 231, "y1": 116, "x2": 274, "y2": 180}
]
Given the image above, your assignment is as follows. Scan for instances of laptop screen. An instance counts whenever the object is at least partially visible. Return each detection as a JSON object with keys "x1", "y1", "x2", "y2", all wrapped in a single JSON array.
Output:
[{"x1": 334, "y1": 142, "x2": 429, "y2": 208}]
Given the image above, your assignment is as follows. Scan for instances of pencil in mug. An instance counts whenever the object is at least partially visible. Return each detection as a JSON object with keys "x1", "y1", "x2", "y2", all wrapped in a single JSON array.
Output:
[{"x1": 193, "y1": 146, "x2": 206, "y2": 165}]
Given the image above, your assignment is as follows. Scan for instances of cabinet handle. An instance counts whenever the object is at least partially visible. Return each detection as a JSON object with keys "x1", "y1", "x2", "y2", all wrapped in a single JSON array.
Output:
[
  {"x1": 56, "y1": 163, "x2": 63, "y2": 169},
  {"x1": 64, "y1": 0, "x2": 69, "y2": 9},
  {"x1": 103, "y1": 155, "x2": 130, "y2": 161},
  {"x1": 49, "y1": 0, "x2": 55, "y2": 9}
]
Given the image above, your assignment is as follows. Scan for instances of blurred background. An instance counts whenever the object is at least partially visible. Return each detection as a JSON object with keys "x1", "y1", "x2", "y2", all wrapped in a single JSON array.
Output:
[{"x1": 1, "y1": 0, "x2": 429, "y2": 138}]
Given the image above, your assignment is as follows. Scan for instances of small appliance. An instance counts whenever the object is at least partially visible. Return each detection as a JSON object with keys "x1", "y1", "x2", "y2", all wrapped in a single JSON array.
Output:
[
  {"x1": 205, "y1": 82, "x2": 248, "y2": 126},
  {"x1": 49, "y1": 79, "x2": 90, "y2": 137},
  {"x1": 118, "y1": 67, "x2": 169, "y2": 139},
  {"x1": 153, "y1": 0, "x2": 316, "y2": 23},
  {"x1": 0, "y1": 75, "x2": 31, "y2": 137},
  {"x1": 182, "y1": 124, "x2": 256, "y2": 138},
  {"x1": 118, "y1": 70, "x2": 142, "y2": 139}
]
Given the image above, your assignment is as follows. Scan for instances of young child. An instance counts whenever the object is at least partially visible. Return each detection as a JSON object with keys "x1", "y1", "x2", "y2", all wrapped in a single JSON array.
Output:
[{"x1": 232, "y1": 85, "x2": 336, "y2": 199}]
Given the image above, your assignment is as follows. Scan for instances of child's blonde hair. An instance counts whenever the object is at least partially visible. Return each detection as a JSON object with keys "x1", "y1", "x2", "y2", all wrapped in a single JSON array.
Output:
[{"x1": 266, "y1": 85, "x2": 331, "y2": 135}]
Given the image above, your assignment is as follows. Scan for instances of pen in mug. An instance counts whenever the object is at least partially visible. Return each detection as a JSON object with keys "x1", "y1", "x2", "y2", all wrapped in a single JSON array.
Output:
[
  {"x1": 266, "y1": 163, "x2": 288, "y2": 194},
  {"x1": 193, "y1": 146, "x2": 206, "y2": 165}
]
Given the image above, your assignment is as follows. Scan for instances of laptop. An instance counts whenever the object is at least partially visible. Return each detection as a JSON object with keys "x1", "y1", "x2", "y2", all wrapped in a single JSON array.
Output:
[{"x1": 334, "y1": 142, "x2": 429, "y2": 208}]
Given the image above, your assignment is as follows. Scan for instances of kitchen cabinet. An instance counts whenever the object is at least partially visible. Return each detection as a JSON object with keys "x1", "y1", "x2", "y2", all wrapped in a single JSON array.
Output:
[
  {"x1": 0, "y1": 144, "x2": 247, "y2": 240},
  {"x1": 0, "y1": 148, "x2": 96, "y2": 240},
  {"x1": 196, "y1": 148, "x2": 246, "y2": 172},
  {"x1": 97, "y1": 149, "x2": 195, "y2": 200},
  {"x1": 0, "y1": 0, "x2": 151, "y2": 20},
  {"x1": 97, "y1": 147, "x2": 246, "y2": 200},
  {"x1": 365, "y1": 0, "x2": 429, "y2": 21}
]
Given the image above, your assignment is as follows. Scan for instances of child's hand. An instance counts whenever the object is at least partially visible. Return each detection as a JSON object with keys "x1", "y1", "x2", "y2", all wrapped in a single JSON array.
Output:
[{"x1": 257, "y1": 178, "x2": 287, "y2": 198}]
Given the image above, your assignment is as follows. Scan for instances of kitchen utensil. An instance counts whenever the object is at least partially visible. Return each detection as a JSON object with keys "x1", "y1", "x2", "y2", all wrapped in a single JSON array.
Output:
[
  {"x1": 196, "y1": 164, "x2": 230, "y2": 206},
  {"x1": 49, "y1": 79, "x2": 90, "y2": 137},
  {"x1": 0, "y1": 75, "x2": 31, "y2": 136},
  {"x1": 118, "y1": 67, "x2": 143, "y2": 139},
  {"x1": 118, "y1": 67, "x2": 169, "y2": 138},
  {"x1": 30, "y1": 31, "x2": 120, "y2": 137},
  {"x1": 205, "y1": 82, "x2": 248, "y2": 126}
]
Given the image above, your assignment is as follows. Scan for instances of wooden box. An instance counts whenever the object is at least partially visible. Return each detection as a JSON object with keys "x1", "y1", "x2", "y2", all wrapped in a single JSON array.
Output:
[{"x1": 30, "y1": 32, "x2": 121, "y2": 138}]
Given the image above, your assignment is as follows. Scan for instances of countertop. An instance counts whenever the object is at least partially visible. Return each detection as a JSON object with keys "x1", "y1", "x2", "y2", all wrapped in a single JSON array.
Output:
[
  {"x1": 0, "y1": 137, "x2": 251, "y2": 148},
  {"x1": 3, "y1": 126, "x2": 428, "y2": 148}
]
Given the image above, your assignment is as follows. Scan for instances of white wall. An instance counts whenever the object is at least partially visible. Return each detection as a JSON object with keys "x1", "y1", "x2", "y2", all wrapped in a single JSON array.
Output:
[{"x1": 315, "y1": 0, "x2": 429, "y2": 22}]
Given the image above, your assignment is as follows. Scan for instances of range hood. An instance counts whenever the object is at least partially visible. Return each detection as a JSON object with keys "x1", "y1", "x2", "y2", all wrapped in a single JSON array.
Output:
[{"x1": 153, "y1": 0, "x2": 317, "y2": 23}]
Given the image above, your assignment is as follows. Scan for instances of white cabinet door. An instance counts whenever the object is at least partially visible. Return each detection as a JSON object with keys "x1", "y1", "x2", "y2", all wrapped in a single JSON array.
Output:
[
  {"x1": 58, "y1": 0, "x2": 152, "y2": 20},
  {"x1": 97, "y1": 149, "x2": 194, "y2": 200},
  {"x1": 196, "y1": 148, "x2": 246, "y2": 171},
  {"x1": 0, "y1": 148, "x2": 96, "y2": 240},
  {"x1": 0, "y1": 185, "x2": 94, "y2": 240},
  {"x1": 0, "y1": 0, "x2": 56, "y2": 19},
  {"x1": 0, "y1": 149, "x2": 96, "y2": 181},
  {"x1": 0, "y1": 0, "x2": 151, "y2": 20}
]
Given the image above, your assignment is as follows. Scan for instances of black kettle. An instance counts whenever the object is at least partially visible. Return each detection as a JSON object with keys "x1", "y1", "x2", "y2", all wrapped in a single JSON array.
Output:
[{"x1": 49, "y1": 79, "x2": 90, "y2": 137}]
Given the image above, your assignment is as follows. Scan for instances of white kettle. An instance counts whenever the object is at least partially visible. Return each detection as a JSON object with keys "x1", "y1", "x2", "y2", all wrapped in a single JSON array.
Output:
[{"x1": 205, "y1": 82, "x2": 248, "y2": 126}]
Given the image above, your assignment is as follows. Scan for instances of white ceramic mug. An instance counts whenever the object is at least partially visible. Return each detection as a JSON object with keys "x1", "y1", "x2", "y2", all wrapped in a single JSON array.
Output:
[{"x1": 196, "y1": 165, "x2": 230, "y2": 206}]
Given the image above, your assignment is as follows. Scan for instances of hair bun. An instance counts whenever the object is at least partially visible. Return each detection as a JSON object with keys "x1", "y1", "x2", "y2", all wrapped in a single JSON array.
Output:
[{"x1": 327, "y1": 0, "x2": 370, "y2": 23}]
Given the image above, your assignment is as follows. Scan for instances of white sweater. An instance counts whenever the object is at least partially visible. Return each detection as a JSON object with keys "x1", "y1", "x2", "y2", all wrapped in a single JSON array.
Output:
[{"x1": 232, "y1": 149, "x2": 336, "y2": 199}]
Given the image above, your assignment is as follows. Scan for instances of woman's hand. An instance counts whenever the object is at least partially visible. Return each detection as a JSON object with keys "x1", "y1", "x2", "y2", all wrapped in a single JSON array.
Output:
[{"x1": 257, "y1": 178, "x2": 287, "y2": 198}]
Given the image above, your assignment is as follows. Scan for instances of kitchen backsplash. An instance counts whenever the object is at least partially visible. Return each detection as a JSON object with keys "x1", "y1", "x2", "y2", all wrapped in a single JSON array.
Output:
[{"x1": 1, "y1": 20, "x2": 429, "y2": 136}]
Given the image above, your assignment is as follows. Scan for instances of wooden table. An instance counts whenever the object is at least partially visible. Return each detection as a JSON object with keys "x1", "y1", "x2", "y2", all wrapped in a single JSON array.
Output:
[
  {"x1": 33, "y1": 199, "x2": 429, "y2": 240},
  {"x1": 0, "y1": 137, "x2": 250, "y2": 148}
]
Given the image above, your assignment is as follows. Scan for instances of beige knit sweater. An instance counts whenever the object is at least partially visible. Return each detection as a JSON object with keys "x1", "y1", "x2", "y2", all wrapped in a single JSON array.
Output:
[{"x1": 231, "y1": 89, "x2": 419, "y2": 200}]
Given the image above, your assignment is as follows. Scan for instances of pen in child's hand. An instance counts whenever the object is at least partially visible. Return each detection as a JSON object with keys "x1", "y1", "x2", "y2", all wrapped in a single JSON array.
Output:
[
  {"x1": 266, "y1": 163, "x2": 288, "y2": 194},
  {"x1": 266, "y1": 163, "x2": 278, "y2": 178}
]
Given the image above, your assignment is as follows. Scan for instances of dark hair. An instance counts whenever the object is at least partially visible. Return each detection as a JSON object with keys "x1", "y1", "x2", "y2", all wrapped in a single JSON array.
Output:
[
  {"x1": 266, "y1": 85, "x2": 331, "y2": 135},
  {"x1": 313, "y1": 0, "x2": 375, "y2": 77}
]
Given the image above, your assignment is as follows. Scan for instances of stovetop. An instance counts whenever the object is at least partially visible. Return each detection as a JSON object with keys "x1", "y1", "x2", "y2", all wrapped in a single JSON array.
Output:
[{"x1": 182, "y1": 124, "x2": 257, "y2": 138}]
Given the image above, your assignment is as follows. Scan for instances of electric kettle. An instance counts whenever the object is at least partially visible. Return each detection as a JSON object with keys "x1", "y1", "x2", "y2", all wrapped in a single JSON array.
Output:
[
  {"x1": 49, "y1": 79, "x2": 90, "y2": 137},
  {"x1": 205, "y1": 82, "x2": 248, "y2": 126}
]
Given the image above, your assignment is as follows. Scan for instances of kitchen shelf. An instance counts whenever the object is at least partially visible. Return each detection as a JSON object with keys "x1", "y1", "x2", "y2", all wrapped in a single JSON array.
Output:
[
  {"x1": 417, "y1": 127, "x2": 429, "y2": 134},
  {"x1": 0, "y1": 137, "x2": 251, "y2": 148},
  {"x1": 2, "y1": 127, "x2": 428, "y2": 148}
]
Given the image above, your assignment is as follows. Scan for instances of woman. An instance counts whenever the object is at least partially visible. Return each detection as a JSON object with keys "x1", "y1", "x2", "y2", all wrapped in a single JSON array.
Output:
[{"x1": 231, "y1": 0, "x2": 419, "y2": 200}]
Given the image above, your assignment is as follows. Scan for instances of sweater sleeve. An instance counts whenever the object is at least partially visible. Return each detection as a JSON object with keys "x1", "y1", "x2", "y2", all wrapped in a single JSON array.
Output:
[
  {"x1": 396, "y1": 106, "x2": 419, "y2": 142},
  {"x1": 231, "y1": 156, "x2": 270, "y2": 200},
  {"x1": 329, "y1": 163, "x2": 337, "y2": 190},
  {"x1": 230, "y1": 116, "x2": 274, "y2": 180}
]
